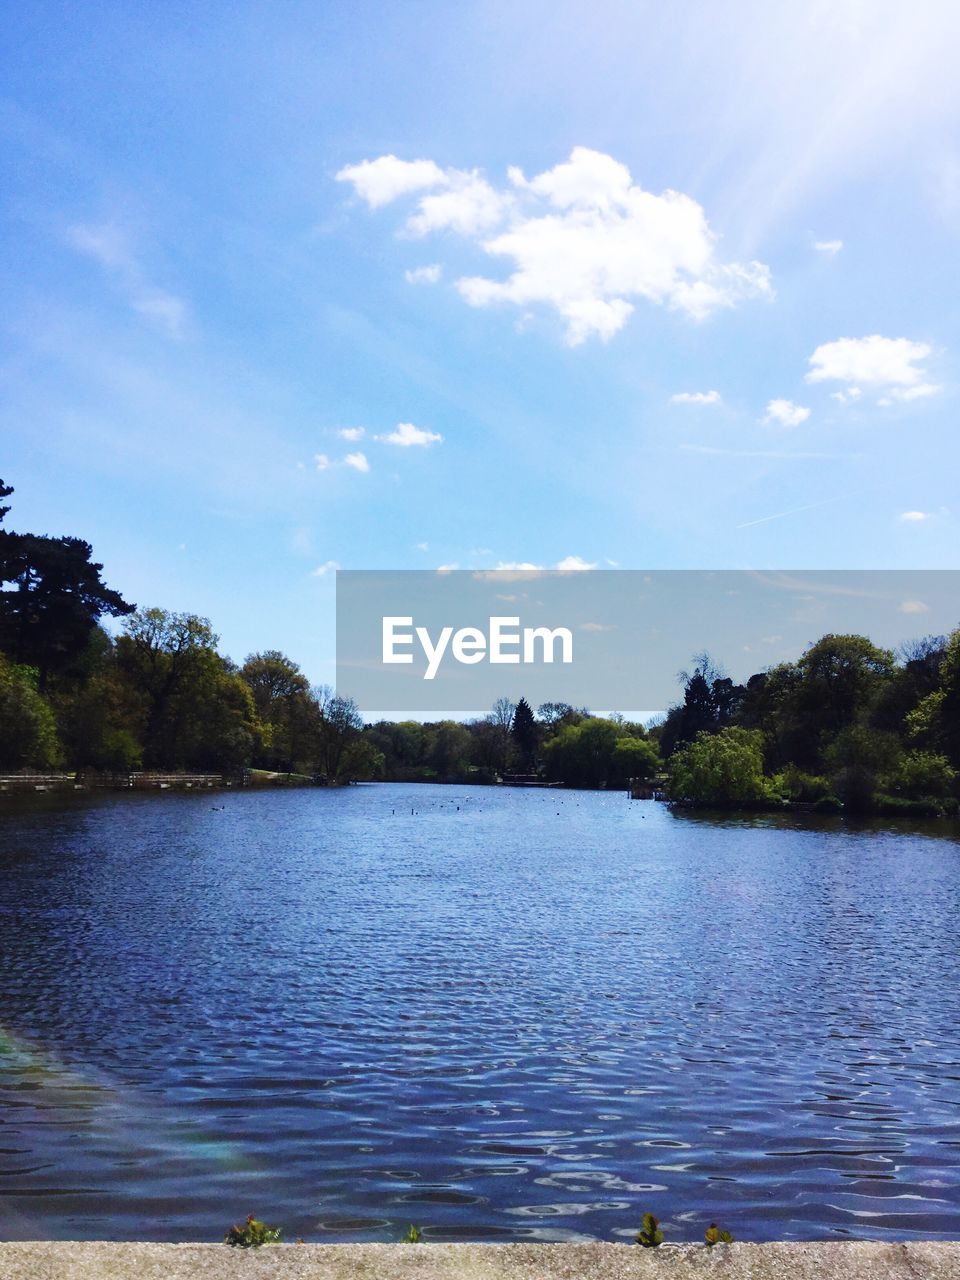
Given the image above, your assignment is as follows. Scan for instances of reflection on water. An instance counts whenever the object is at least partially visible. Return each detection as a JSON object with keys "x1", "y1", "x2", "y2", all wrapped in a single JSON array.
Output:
[{"x1": 0, "y1": 785, "x2": 958, "y2": 1242}]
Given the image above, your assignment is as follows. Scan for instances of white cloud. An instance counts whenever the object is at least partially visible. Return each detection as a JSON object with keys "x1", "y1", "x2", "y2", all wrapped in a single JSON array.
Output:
[
  {"x1": 886, "y1": 383, "x2": 941, "y2": 402},
  {"x1": 670, "y1": 389, "x2": 722, "y2": 405},
  {"x1": 314, "y1": 453, "x2": 331, "y2": 471},
  {"x1": 436, "y1": 563, "x2": 459, "y2": 573},
  {"x1": 807, "y1": 335, "x2": 940, "y2": 401},
  {"x1": 555, "y1": 555, "x2": 597, "y2": 571},
  {"x1": 408, "y1": 171, "x2": 507, "y2": 236},
  {"x1": 343, "y1": 451, "x2": 370, "y2": 473},
  {"x1": 763, "y1": 398, "x2": 811, "y2": 427},
  {"x1": 312, "y1": 560, "x2": 340, "y2": 577},
  {"x1": 581, "y1": 621, "x2": 616, "y2": 632},
  {"x1": 813, "y1": 239, "x2": 843, "y2": 255},
  {"x1": 375, "y1": 422, "x2": 443, "y2": 447},
  {"x1": 336, "y1": 426, "x2": 365, "y2": 441},
  {"x1": 341, "y1": 146, "x2": 772, "y2": 344},
  {"x1": 335, "y1": 156, "x2": 447, "y2": 207},
  {"x1": 415, "y1": 541, "x2": 429, "y2": 551},
  {"x1": 831, "y1": 387, "x2": 862, "y2": 404},
  {"x1": 67, "y1": 222, "x2": 190, "y2": 339},
  {"x1": 405, "y1": 264, "x2": 442, "y2": 284},
  {"x1": 899, "y1": 599, "x2": 930, "y2": 614},
  {"x1": 899, "y1": 510, "x2": 931, "y2": 521}
]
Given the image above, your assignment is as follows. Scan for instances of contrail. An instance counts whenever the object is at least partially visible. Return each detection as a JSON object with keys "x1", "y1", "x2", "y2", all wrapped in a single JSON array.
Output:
[{"x1": 736, "y1": 496, "x2": 842, "y2": 529}]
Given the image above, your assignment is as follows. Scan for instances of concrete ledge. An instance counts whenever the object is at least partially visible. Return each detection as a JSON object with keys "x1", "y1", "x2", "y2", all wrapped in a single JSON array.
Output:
[{"x1": 1, "y1": 1242, "x2": 959, "y2": 1280}]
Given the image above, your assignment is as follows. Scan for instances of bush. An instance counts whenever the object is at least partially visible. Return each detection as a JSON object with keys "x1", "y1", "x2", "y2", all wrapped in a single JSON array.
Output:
[
  {"x1": 669, "y1": 728, "x2": 771, "y2": 805},
  {"x1": 0, "y1": 656, "x2": 61, "y2": 770},
  {"x1": 224, "y1": 1214, "x2": 282, "y2": 1247},
  {"x1": 771, "y1": 765, "x2": 830, "y2": 803},
  {"x1": 887, "y1": 750, "x2": 957, "y2": 801}
]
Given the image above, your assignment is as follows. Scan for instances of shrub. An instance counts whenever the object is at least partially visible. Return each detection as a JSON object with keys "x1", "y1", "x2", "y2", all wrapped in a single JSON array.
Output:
[
  {"x1": 636, "y1": 1212, "x2": 663, "y2": 1247},
  {"x1": 224, "y1": 1214, "x2": 283, "y2": 1247},
  {"x1": 705, "y1": 1224, "x2": 734, "y2": 1245},
  {"x1": 669, "y1": 728, "x2": 771, "y2": 805}
]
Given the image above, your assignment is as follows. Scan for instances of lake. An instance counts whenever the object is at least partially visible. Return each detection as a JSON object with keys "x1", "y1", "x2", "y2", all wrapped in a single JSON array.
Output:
[{"x1": 1, "y1": 784, "x2": 959, "y2": 1243}]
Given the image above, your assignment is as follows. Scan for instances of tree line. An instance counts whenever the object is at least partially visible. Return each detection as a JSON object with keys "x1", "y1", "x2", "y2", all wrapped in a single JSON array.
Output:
[{"x1": 1, "y1": 479, "x2": 958, "y2": 812}]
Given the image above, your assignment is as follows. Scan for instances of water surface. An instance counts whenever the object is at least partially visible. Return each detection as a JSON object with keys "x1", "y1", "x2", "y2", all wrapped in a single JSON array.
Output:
[{"x1": 1, "y1": 785, "x2": 959, "y2": 1243}]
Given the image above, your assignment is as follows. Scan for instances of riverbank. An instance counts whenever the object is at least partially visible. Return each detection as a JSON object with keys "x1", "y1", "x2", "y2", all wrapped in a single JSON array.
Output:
[{"x1": 1, "y1": 1241, "x2": 959, "y2": 1280}]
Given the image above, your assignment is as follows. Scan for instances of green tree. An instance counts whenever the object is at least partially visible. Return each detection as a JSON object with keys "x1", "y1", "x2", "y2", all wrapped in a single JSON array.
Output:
[
  {"x1": 0, "y1": 654, "x2": 62, "y2": 769},
  {"x1": 241, "y1": 650, "x2": 311, "y2": 771},
  {"x1": 669, "y1": 727, "x2": 770, "y2": 805},
  {"x1": 116, "y1": 608, "x2": 257, "y2": 770},
  {"x1": 824, "y1": 724, "x2": 902, "y2": 812}
]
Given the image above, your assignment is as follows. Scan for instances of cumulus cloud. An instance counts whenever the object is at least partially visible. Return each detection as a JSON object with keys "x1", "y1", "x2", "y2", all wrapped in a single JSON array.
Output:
[
  {"x1": 899, "y1": 510, "x2": 932, "y2": 521},
  {"x1": 807, "y1": 335, "x2": 940, "y2": 401},
  {"x1": 343, "y1": 451, "x2": 370, "y2": 473},
  {"x1": 404, "y1": 264, "x2": 442, "y2": 284},
  {"x1": 555, "y1": 555, "x2": 597, "y2": 571},
  {"x1": 312, "y1": 560, "x2": 340, "y2": 577},
  {"x1": 375, "y1": 422, "x2": 443, "y2": 447},
  {"x1": 335, "y1": 426, "x2": 365, "y2": 441},
  {"x1": 335, "y1": 156, "x2": 447, "y2": 207},
  {"x1": 813, "y1": 239, "x2": 843, "y2": 255},
  {"x1": 339, "y1": 146, "x2": 772, "y2": 344},
  {"x1": 314, "y1": 453, "x2": 331, "y2": 471},
  {"x1": 670, "y1": 390, "x2": 721, "y2": 405},
  {"x1": 763, "y1": 398, "x2": 811, "y2": 427}
]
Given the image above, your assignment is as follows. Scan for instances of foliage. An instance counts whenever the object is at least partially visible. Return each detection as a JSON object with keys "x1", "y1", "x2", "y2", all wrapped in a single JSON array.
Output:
[
  {"x1": 636, "y1": 1212, "x2": 663, "y2": 1247},
  {"x1": 543, "y1": 717, "x2": 657, "y2": 788},
  {"x1": 887, "y1": 750, "x2": 956, "y2": 800},
  {"x1": 402, "y1": 1224, "x2": 422, "y2": 1243},
  {"x1": 224, "y1": 1214, "x2": 283, "y2": 1247},
  {"x1": 0, "y1": 654, "x2": 62, "y2": 769},
  {"x1": 669, "y1": 728, "x2": 771, "y2": 805},
  {"x1": 0, "y1": 481, "x2": 134, "y2": 685}
]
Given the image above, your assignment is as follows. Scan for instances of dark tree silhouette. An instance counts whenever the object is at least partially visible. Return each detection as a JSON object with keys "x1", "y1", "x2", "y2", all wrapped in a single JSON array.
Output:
[
  {"x1": 511, "y1": 696, "x2": 538, "y2": 767},
  {"x1": 0, "y1": 486, "x2": 134, "y2": 686}
]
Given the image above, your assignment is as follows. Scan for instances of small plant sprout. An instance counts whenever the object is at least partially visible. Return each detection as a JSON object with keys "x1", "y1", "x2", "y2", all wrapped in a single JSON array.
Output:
[
  {"x1": 705, "y1": 1223, "x2": 734, "y2": 1246},
  {"x1": 224, "y1": 1214, "x2": 283, "y2": 1247},
  {"x1": 403, "y1": 1223, "x2": 422, "y2": 1243},
  {"x1": 636, "y1": 1212, "x2": 663, "y2": 1247}
]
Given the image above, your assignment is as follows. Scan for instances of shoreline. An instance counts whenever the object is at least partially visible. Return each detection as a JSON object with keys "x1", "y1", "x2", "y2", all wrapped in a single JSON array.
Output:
[{"x1": 2, "y1": 1241, "x2": 959, "y2": 1279}]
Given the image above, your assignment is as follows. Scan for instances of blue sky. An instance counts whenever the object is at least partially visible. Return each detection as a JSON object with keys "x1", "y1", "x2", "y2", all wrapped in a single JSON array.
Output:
[{"x1": 2, "y1": 0, "x2": 959, "y2": 685}]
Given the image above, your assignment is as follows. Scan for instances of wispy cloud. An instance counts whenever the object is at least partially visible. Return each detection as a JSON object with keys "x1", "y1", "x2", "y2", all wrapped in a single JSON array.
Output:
[
  {"x1": 736, "y1": 497, "x2": 841, "y2": 528},
  {"x1": 813, "y1": 239, "x2": 843, "y2": 255},
  {"x1": 404, "y1": 264, "x2": 442, "y2": 284},
  {"x1": 681, "y1": 444, "x2": 845, "y2": 460},
  {"x1": 67, "y1": 222, "x2": 190, "y2": 340},
  {"x1": 312, "y1": 559, "x2": 340, "y2": 577},
  {"x1": 336, "y1": 426, "x2": 365, "y2": 441},
  {"x1": 670, "y1": 390, "x2": 721, "y2": 406}
]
